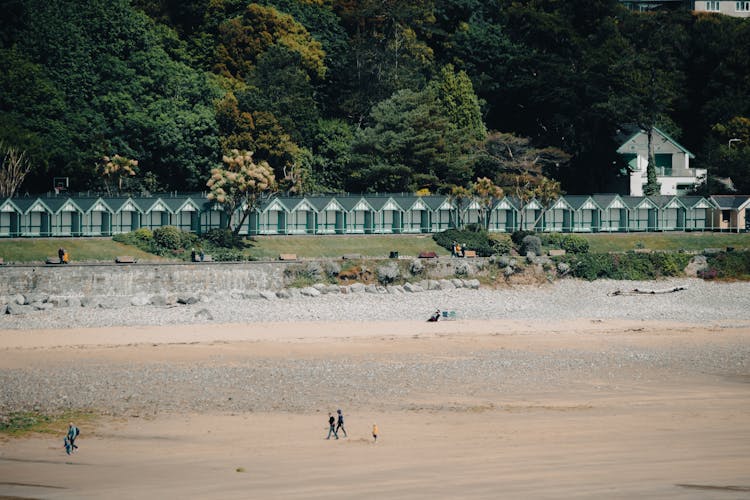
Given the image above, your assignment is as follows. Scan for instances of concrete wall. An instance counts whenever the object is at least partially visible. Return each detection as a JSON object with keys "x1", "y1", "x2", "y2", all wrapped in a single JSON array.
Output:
[
  {"x1": 0, "y1": 262, "x2": 289, "y2": 297},
  {"x1": 0, "y1": 259, "x2": 470, "y2": 297}
]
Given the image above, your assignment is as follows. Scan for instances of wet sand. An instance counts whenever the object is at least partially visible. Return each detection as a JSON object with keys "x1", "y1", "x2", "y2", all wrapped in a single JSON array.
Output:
[{"x1": 1, "y1": 319, "x2": 749, "y2": 499}]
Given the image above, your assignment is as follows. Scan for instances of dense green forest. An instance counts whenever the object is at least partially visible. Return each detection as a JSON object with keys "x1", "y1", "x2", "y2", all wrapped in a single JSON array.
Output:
[{"x1": 1, "y1": 0, "x2": 749, "y2": 196}]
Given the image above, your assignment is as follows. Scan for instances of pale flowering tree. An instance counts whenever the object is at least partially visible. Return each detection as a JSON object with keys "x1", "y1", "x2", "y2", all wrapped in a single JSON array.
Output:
[
  {"x1": 98, "y1": 154, "x2": 138, "y2": 195},
  {"x1": 207, "y1": 149, "x2": 277, "y2": 236}
]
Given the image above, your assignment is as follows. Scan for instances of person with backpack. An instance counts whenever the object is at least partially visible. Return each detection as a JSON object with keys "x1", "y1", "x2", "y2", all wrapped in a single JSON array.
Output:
[
  {"x1": 67, "y1": 423, "x2": 80, "y2": 452},
  {"x1": 336, "y1": 409, "x2": 347, "y2": 438}
]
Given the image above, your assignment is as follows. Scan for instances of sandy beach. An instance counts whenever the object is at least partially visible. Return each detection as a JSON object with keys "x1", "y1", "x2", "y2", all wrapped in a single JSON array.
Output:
[{"x1": 1, "y1": 282, "x2": 749, "y2": 498}]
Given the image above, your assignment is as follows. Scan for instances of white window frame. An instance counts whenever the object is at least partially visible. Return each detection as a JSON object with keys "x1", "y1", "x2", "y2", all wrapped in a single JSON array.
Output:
[
  {"x1": 737, "y1": 1, "x2": 750, "y2": 11},
  {"x1": 706, "y1": 1, "x2": 720, "y2": 11}
]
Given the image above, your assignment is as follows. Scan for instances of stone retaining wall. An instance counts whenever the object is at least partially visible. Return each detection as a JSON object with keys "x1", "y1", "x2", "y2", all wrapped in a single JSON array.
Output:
[{"x1": 0, "y1": 258, "x2": 476, "y2": 297}]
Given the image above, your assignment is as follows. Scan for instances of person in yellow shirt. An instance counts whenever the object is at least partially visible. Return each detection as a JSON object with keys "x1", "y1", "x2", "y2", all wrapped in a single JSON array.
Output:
[{"x1": 372, "y1": 423, "x2": 378, "y2": 443}]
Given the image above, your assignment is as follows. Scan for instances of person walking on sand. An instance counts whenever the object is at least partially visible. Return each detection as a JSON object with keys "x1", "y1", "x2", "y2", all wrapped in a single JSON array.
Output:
[
  {"x1": 326, "y1": 412, "x2": 338, "y2": 440},
  {"x1": 336, "y1": 409, "x2": 347, "y2": 438},
  {"x1": 372, "y1": 423, "x2": 378, "y2": 443},
  {"x1": 67, "y1": 423, "x2": 80, "y2": 452}
]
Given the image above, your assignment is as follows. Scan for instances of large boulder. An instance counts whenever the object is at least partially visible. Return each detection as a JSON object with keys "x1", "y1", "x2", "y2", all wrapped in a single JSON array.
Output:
[
  {"x1": 276, "y1": 289, "x2": 291, "y2": 299},
  {"x1": 177, "y1": 295, "x2": 200, "y2": 305},
  {"x1": 349, "y1": 283, "x2": 365, "y2": 294},
  {"x1": 465, "y1": 279, "x2": 481, "y2": 289},
  {"x1": 6, "y1": 303, "x2": 33, "y2": 315},
  {"x1": 300, "y1": 287, "x2": 321, "y2": 297},
  {"x1": 260, "y1": 290, "x2": 277, "y2": 300},
  {"x1": 65, "y1": 297, "x2": 82, "y2": 308},
  {"x1": 130, "y1": 294, "x2": 151, "y2": 307},
  {"x1": 403, "y1": 282, "x2": 424, "y2": 293},
  {"x1": 438, "y1": 279, "x2": 455, "y2": 290}
]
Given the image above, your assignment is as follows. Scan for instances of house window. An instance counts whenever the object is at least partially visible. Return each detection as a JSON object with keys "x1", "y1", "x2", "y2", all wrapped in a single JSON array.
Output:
[
  {"x1": 706, "y1": 1, "x2": 720, "y2": 10},
  {"x1": 655, "y1": 153, "x2": 672, "y2": 175},
  {"x1": 737, "y1": 1, "x2": 750, "y2": 11},
  {"x1": 722, "y1": 210, "x2": 731, "y2": 223}
]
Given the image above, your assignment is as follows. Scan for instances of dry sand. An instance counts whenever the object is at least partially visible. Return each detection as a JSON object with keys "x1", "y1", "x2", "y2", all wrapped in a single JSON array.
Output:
[{"x1": 1, "y1": 319, "x2": 749, "y2": 499}]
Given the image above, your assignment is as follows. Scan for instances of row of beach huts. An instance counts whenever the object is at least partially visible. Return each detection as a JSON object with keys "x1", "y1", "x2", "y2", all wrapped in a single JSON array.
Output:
[{"x1": 1, "y1": 193, "x2": 748, "y2": 238}]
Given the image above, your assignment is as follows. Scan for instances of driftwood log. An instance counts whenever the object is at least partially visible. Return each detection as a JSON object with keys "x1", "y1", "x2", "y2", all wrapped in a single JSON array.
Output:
[{"x1": 608, "y1": 286, "x2": 687, "y2": 297}]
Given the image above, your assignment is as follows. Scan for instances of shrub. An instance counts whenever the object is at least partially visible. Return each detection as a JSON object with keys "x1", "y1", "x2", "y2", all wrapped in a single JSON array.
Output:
[
  {"x1": 520, "y1": 235, "x2": 542, "y2": 256},
  {"x1": 323, "y1": 261, "x2": 341, "y2": 278},
  {"x1": 203, "y1": 228, "x2": 242, "y2": 248},
  {"x1": 705, "y1": 250, "x2": 750, "y2": 279},
  {"x1": 455, "y1": 261, "x2": 471, "y2": 276},
  {"x1": 433, "y1": 228, "x2": 497, "y2": 256},
  {"x1": 565, "y1": 252, "x2": 691, "y2": 281},
  {"x1": 489, "y1": 234, "x2": 513, "y2": 255},
  {"x1": 410, "y1": 258, "x2": 424, "y2": 275},
  {"x1": 152, "y1": 226, "x2": 182, "y2": 250},
  {"x1": 511, "y1": 230, "x2": 535, "y2": 247},
  {"x1": 560, "y1": 235, "x2": 590, "y2": 254},
  {"x1": 376, "y1": 263, "x2": 400, "y2": 284}
]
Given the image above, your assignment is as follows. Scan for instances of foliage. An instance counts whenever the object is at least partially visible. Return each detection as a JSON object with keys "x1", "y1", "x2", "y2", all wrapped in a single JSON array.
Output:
[
  {"x1": 0, "y1": 142, "x2": 32, "y2": 197},
  {"x1": 432, "y1": 228, "x2": 498, "y2": 257},
  {"x1": 376, "y1": 262, "x2": 400, "y2": 284},
  {"x1": 206, "y1": 149, "x2": 277, "y2": 235},
  {"x1": 152, "y1": 226, "x2": 183, "y2": 250},
  {"x1": 704, "y1": 251, "x2": 750, "y2": 280},
  {"x1": 564, "y1": 252, "x2": 691, "y2": 281},
  {"x1": 511, "y1": 230, "x2": 536, "y2": 247},
  {"x1": 520, "y1": 235, "x2": 542, "y2": 257},
  {"x1": 542, "y1": 233, "x2": 590, "y2": 254},
  {"x1": 202, "y1": 228, "x2": 243, "y2": 249},
  {"x1": 97, "y1": 155, "x2": 138, "y2": 196},
  {"x1": 4, "y1": 1, "x2": 750, "y2": 197}
]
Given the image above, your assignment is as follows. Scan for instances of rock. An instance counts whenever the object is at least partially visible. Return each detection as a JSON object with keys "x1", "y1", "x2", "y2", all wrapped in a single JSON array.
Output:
[
  {"x1": 229, "y1": 291, "x2": 245, "y2": 300},
  {"x1": 260, "y1": 291, "x2": 277, "y2": 300},
  {"x1": 26, "y1": 293, "x2": 49, "y2": 304},
  {"x1": 465, "y1": 279, "x2": 480, "y2": 289},
  {"x1": 300, "y1": 287, "x2": 321, "y2": 297},
  {"x1": 288, "y1": 289, "x2": 302, "y2": 299},
  {"x1": 6, "y1": 303, "x2": 32, "y2": 315},
  {"x1": 150, "y1": 295, "x2": 168, "y2": 307},
  {"x1": 194, "y1": 308, "x2": 214, "y2": 320},
  {"x1": 387, "y1": 285, "x2": 404, "y2": 294},
  {"x1": 65, "y1": 297, "x2": 82, "y2": 308},
  {"x1": 365, "y1": 284, "x2": 379, "y2": 294},
  {"x1": 130, "y1": 294, "x2": 151, "y2": 307},
  {"x1": 99, "y1": 297, "x2": 131, "y2": 309},
  {"x1": 339, "y1": 286, "x2": 350, "y2": 294},
  {"x1": 349, "y1": 283, "x2": 365, "y2": 293},
  {"x1": 276, "y1": 289, "x2": 291, "y2": 299},
  {"x1": 80, "y1": 296, "x2": 99, "y2": 308},
  {"x1": 242, "y1": 291, "x2": 261, "y2": 300},
  {"x1": 11, "y1": 294, "x2": 25, "y2": 305},
  {"x1": 403, "y1": 282, "x2": 424, "y2": 293},
  {"x1": 32, "y1": 302, "x2": 54, "y2": 311},
  {"x1": 325, "y1": 285, "x2": 340, "y2": 294},
  {"x1": 451, "y1": 279, "x2": 465, "y2": 288},
  {"x1": 177, "y1": 295, "x2": 200, "y2": 305},
  {"x1": 438, "y1": 279, "x2": 455, "y2": 290},
  {"x1": 313, "y1": 283, "x2": 328, "y2": 293},
  {"x1": 427, "y1": 280, "x2": 440, "y2": 291}
]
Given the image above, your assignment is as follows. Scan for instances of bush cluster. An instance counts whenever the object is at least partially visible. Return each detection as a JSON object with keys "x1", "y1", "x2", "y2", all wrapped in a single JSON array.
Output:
[
  {"x1": 542, "y1": 233, "x2": 590, "y2": 254},
  {"x1": 704, "y1": 251, "x2": 750, "y2": 279},
  {"x1": 433, "y1": 228, "x2": 502, "y2": 257},
  {"x1": 563, "y1": 252, "x2": 691, "y2": 281}
]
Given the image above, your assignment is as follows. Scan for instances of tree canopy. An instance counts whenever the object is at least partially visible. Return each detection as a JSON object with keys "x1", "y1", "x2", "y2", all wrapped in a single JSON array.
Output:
[{"x1": 1, "y1": 1, "x2": 749, "y2": 197}]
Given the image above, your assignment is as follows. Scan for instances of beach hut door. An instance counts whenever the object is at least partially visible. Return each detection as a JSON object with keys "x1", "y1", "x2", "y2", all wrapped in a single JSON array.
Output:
[
  {"x1": 364, "y1": 211, "x2": 373, "y2": 234},
  {"x1": 420, "y1": 210, "x2": 429, "y2": 233},
  {"x1": 648, "y1": 209, "x2": 657, "y2": 231},
  {"x1": 335, "y1": 211, "x2": 345, "y2": 234},
  {"x1": 618, "y1": 209, "x2": 627, "y2": 231},
  {"x1": 306, "y1": 211, "x2": 315, "y2": 234}
]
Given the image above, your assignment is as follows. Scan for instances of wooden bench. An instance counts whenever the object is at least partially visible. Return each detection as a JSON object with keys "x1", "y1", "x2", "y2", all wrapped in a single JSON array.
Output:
[
  {"x1": 279, "y1": 253, "x2": 297, "y2": 261},
  {"x1": 548, "y1": 249, "x2": 566, "y2": 257},
  {"x1": 463, "y1": 250, "x2": 477, "y2": 258},
  {"x1": 45, "y1": 257, "x2": 62, "y2": 264},
  {"x1": 115, "y1": 256, "x2": 137, "y2": 264},
  {"x1": 418, "y1": 251, "x2": 438, "y2": 259},
  {"x1": 342, "y1": 253, "x2": 362, "y2": 260}
]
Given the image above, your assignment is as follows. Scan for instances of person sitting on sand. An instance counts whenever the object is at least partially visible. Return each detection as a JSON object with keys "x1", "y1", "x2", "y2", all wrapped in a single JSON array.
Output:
[{"x1": 428, "y1": 309, "x2": 440, "y2": 322}]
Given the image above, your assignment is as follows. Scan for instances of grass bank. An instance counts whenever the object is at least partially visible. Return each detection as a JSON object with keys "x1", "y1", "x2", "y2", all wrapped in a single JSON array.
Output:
[
  {"x1": 579, "y1": 232, "x2": 750, "y2": 253},
  {"x1": 0, "y1": 238, "x2": 169, "y2": 264}
]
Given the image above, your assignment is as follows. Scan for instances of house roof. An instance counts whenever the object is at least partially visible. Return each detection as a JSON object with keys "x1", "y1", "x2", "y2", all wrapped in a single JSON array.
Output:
[
  {"x1": 710, "y1": 195, "x2": 750, "y2": 210},
  {"x1": 648, "y1": 195, "x2": 686, "y2": 210},
  {"x1": 621, "y1": 196, "x2": 658, "y2": 210},
  {"x1": 616, "y1": 126, "x2": 695, "y2": 159},
  {"x1": 592, "y1": 194, "x2": 627, "y2": 210}
]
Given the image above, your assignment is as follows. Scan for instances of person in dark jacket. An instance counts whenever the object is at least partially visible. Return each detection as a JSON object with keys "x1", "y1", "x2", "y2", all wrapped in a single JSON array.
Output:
[
  {"x1": 326, "y1": 412, "x2": 338, "y2": 440},
  {"x1": 336, "y1": 409, "x2": 347, "y2": 438}
]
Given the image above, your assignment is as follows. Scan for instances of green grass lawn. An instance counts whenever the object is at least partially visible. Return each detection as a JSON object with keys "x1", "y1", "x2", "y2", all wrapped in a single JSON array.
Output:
[
  {"x1": 0, "y1": 232, "x2": 747, "y2": 263},
  {"x1": 579, "y1": 232, "x2": 750, "y2": 253},
  {"x1": 0, "y1": 238, "x2": 170, "y2": 264},
  {"x1": 244, "y1": 234, "x2": 450, "y2": 259}
]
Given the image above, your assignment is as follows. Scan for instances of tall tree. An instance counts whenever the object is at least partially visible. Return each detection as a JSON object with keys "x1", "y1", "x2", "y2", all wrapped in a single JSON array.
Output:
[{"x1": 207, "y1": 149, "x2": 277, "y2": 236}]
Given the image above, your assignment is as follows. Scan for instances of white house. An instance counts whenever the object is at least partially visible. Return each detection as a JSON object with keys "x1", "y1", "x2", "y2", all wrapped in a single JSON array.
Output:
[
  {"x1": 693, "y1": 1, "x2": 750, "y2": 17},
  {"x1": 616, "y1": 127, "x2": 706, "y2": 196}
]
